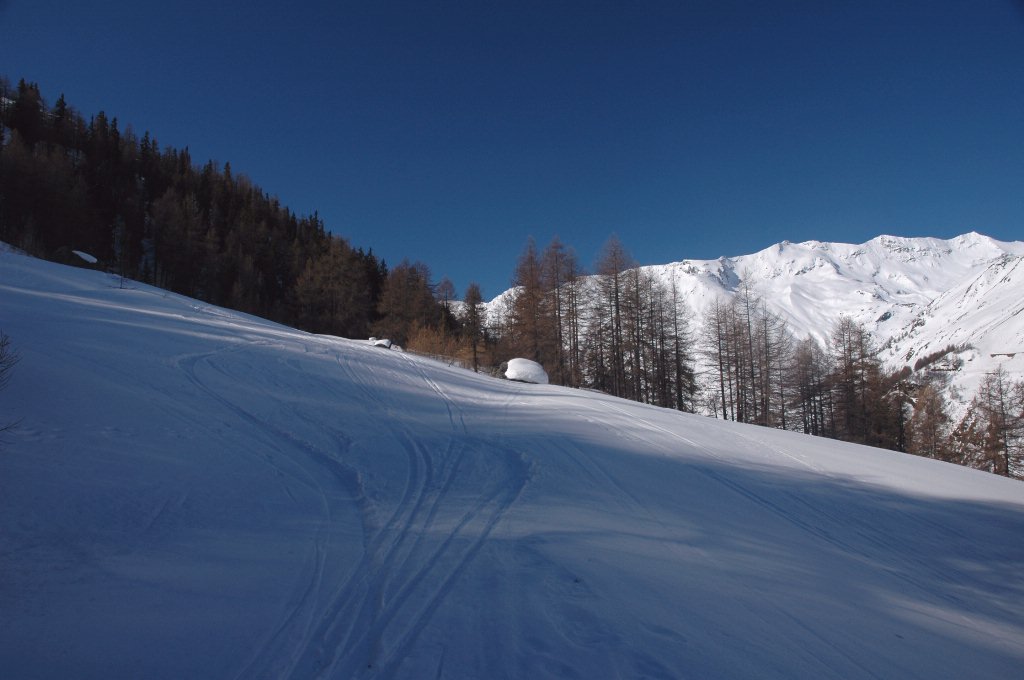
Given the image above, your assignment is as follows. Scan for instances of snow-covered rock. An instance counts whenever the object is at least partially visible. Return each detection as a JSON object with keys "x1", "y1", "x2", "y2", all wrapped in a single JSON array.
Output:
[{"x1": 504, "y1": 357, "x2": 548, "y2": 384}]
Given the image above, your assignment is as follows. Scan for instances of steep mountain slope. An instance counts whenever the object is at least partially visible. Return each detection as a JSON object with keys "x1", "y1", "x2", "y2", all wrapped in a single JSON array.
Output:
[
  {"x1": 650, "y1": 232, "x2": 1022, "y2": 342},
  {"x1": 488, "y1": 232, "x2": 1024, "y2": 407},
  {"x1": 883, "y1": 251, "x2": 1024, "y2": 400},
  {"x1": 2, "y1": 248, "x2": 1023, "y2": 679}
]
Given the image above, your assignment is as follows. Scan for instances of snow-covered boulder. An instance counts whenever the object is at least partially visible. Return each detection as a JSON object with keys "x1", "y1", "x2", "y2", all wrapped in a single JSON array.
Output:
[
  {"x1": 505, "y1": 358, "x2": 548, "y2": 384},
  {"x1": 373, "y1": 338, "x2": 392, "y2": 349}
]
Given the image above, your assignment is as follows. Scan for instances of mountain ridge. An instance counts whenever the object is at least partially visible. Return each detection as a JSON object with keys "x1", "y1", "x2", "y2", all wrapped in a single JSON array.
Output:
[{"x1": 486, "y1": 231, "x2": 1024, "y2": 411}]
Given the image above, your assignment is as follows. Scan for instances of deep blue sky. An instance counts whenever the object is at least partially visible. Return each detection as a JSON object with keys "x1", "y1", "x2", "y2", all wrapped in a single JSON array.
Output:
[{"x1": 3, "y1": 1, "x2": 1023, "y2": 299}]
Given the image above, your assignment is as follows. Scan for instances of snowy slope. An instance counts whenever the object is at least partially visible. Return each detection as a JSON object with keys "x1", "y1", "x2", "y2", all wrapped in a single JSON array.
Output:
[
  {"x1": 2, "y1": 248, "x2": 1024, "y2": 680},
  {"x1": 644, "y1": 232, "x2": 1024, "y2": 347},
  {"x1": 882, "y1": 252, "x2": 1024, "y2": 403},
  {"x1": 486, "y1": 232, "x2": 1024, "y2": 406}
]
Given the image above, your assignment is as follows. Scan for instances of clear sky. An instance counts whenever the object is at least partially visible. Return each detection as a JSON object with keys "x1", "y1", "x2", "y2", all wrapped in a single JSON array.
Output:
[{"x1": 3, "y1": 0, "x2": 1023, "y2": 299}]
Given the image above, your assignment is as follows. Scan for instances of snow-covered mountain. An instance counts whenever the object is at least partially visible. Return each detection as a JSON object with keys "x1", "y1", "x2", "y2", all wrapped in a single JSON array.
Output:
[
  {"x1": 488, "y1": 232, "x2": 1024, "y2": 406},
  {"x1": 2, "y1": 246, "x2": 1024, "y2": 679}
]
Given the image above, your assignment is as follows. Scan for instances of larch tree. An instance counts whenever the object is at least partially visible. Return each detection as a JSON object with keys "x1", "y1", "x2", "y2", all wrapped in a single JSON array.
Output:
[
  {"x1": 973, "y1": 366, "x2": 1024, "y2": 477},
  {"x1": 907, "y1": 380, "x2": 952, "y2": 461},
  {"x1": 593, "y1": 235, "x2": 634, "y2": 399},
  {"x1": 541, "y1": 237, "x2": 572, "y2": 385},
  {"x1": 461, "y1": 282, "x2": 485, "y2": 372},
  {"x1": 790, "y1": 336, "x2": 834, "y2": 437},
  {"x1": 506, "y1": 238, "x2": 545, "y2": 363},
  {"x1": 829, "y1": 316, "x2": 884, "y2": 444}
]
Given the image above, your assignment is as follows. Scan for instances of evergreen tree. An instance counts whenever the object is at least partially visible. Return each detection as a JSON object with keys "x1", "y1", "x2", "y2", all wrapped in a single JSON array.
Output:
[
  {"x1": 0, "y1": 81, "x2": 390, "y2": 336},
  {"x1": 374, "y1": 260, "x2": 438, "y2": 347}
]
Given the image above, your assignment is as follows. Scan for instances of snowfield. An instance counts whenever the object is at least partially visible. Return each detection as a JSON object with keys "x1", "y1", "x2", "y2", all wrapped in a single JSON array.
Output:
[{"x1": 2, "y1": 247, "x2": 1023, "y2": 679}]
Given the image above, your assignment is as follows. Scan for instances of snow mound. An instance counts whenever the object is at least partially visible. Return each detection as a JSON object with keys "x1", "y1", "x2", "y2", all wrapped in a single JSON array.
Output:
[
  {"x1": 505, "y1": 358, "x2": 548, "y2": 384},
  {"x1": 72, "y1": 250, "x2": 97, "y2": 264}
]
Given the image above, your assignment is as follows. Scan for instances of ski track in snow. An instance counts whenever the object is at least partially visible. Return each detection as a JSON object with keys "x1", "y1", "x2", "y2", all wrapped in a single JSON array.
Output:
[
  {"x1": 191, "y1": 343, "x2": 533, "y2": 680},
  {"x1": 4, "y1": 249, "x2": 1024, "y2": 680},
  {"x1": 173, "y1": 344, "x2": 347, "y2": 680}
]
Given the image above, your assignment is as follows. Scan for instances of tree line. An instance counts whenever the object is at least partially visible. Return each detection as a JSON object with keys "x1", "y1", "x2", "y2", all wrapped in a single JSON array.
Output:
[
  {"x1": 698, "y1": 274, "x2": 1024, "y2": 477},
  {"x1": 2, "y1": 77, "x2": 1019, "y2": 478},
  {"x1": 0, "y1": 77, "x2": 457, "y2": 346},
  {"x1": 492, "y1": 234, "x2": 1023, "y2": 478},
  {"x1": 491, "y1": 234, "x2": 697, "y2": 411}
]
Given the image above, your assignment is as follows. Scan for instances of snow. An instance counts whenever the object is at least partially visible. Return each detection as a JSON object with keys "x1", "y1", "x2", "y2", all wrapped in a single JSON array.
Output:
[
  {"x1": 71, "y1": 249, "x2": 98, "y2": 264},
  {"x1": 504, "y1": 357, "x2": 549, "y2": 384},
  {"x1": 485, "y1": 232, "x2": 1024, "y2": 415},
  {"x1": 2, "y1": 248, "x2": 1024, "y2": 679}
]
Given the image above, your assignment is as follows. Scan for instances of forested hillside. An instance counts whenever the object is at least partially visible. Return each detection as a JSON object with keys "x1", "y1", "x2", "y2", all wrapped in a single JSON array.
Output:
[
  {"x1": 489, "y1": 234, "x2": 1024, "y2": 479},
  {"x1": 3, "y1": 77, "x2": 1021, "y2": 480},
  {"x1": 0, "y1": 78, "x2": 457, "y2": 344}
]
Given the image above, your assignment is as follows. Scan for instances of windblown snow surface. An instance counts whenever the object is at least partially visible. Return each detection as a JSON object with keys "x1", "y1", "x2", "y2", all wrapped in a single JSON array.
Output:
[{"x1": 2, "y1": 248, "x2": 1023, "y2": 680}]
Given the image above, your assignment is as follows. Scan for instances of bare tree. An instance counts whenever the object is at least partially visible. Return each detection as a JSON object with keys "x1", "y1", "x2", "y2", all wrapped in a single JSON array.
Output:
[
  {"x1": 700, "y1": 296, "x2": 736, "y2": 420},
  {"x1": 562, "y1": 249, "x2": 587, "y2": 388},
  {"x1": 907, "y1": 380, "x2": 951, "y2": 460},
  {"x1": 790, "y1": 336, "x2": 834, "y2": 437},
  {"x1": 461, "y1": 282, "x2": 485, "y2": 372},
  {"x1": 594, "y1": 235, "x2": 635, "y2": 399},
  {"x1": 541, "y1": 238, "x2": 570, "y2": 385},
  {"x1": 974, "y1": 366, "x2": 1024, "y2": 477},
  {"x1": 506, "y1": 238, "x2": 545, "y2": 363},
  {"x1": 829, "y1": 316, "x2": 884, "y2": 443}
]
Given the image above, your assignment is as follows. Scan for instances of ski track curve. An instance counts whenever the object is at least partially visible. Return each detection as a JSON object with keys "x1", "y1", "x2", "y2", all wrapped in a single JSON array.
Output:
[
  {"x1": 399, "y1": 352, "x2": 469, "y2": 435},
  {"x1": 275, "y1": 345, "x2": 531, "y2": 679},
  {"x1": 171, "y1": 344, "x2": 361, "y2": 680}
]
